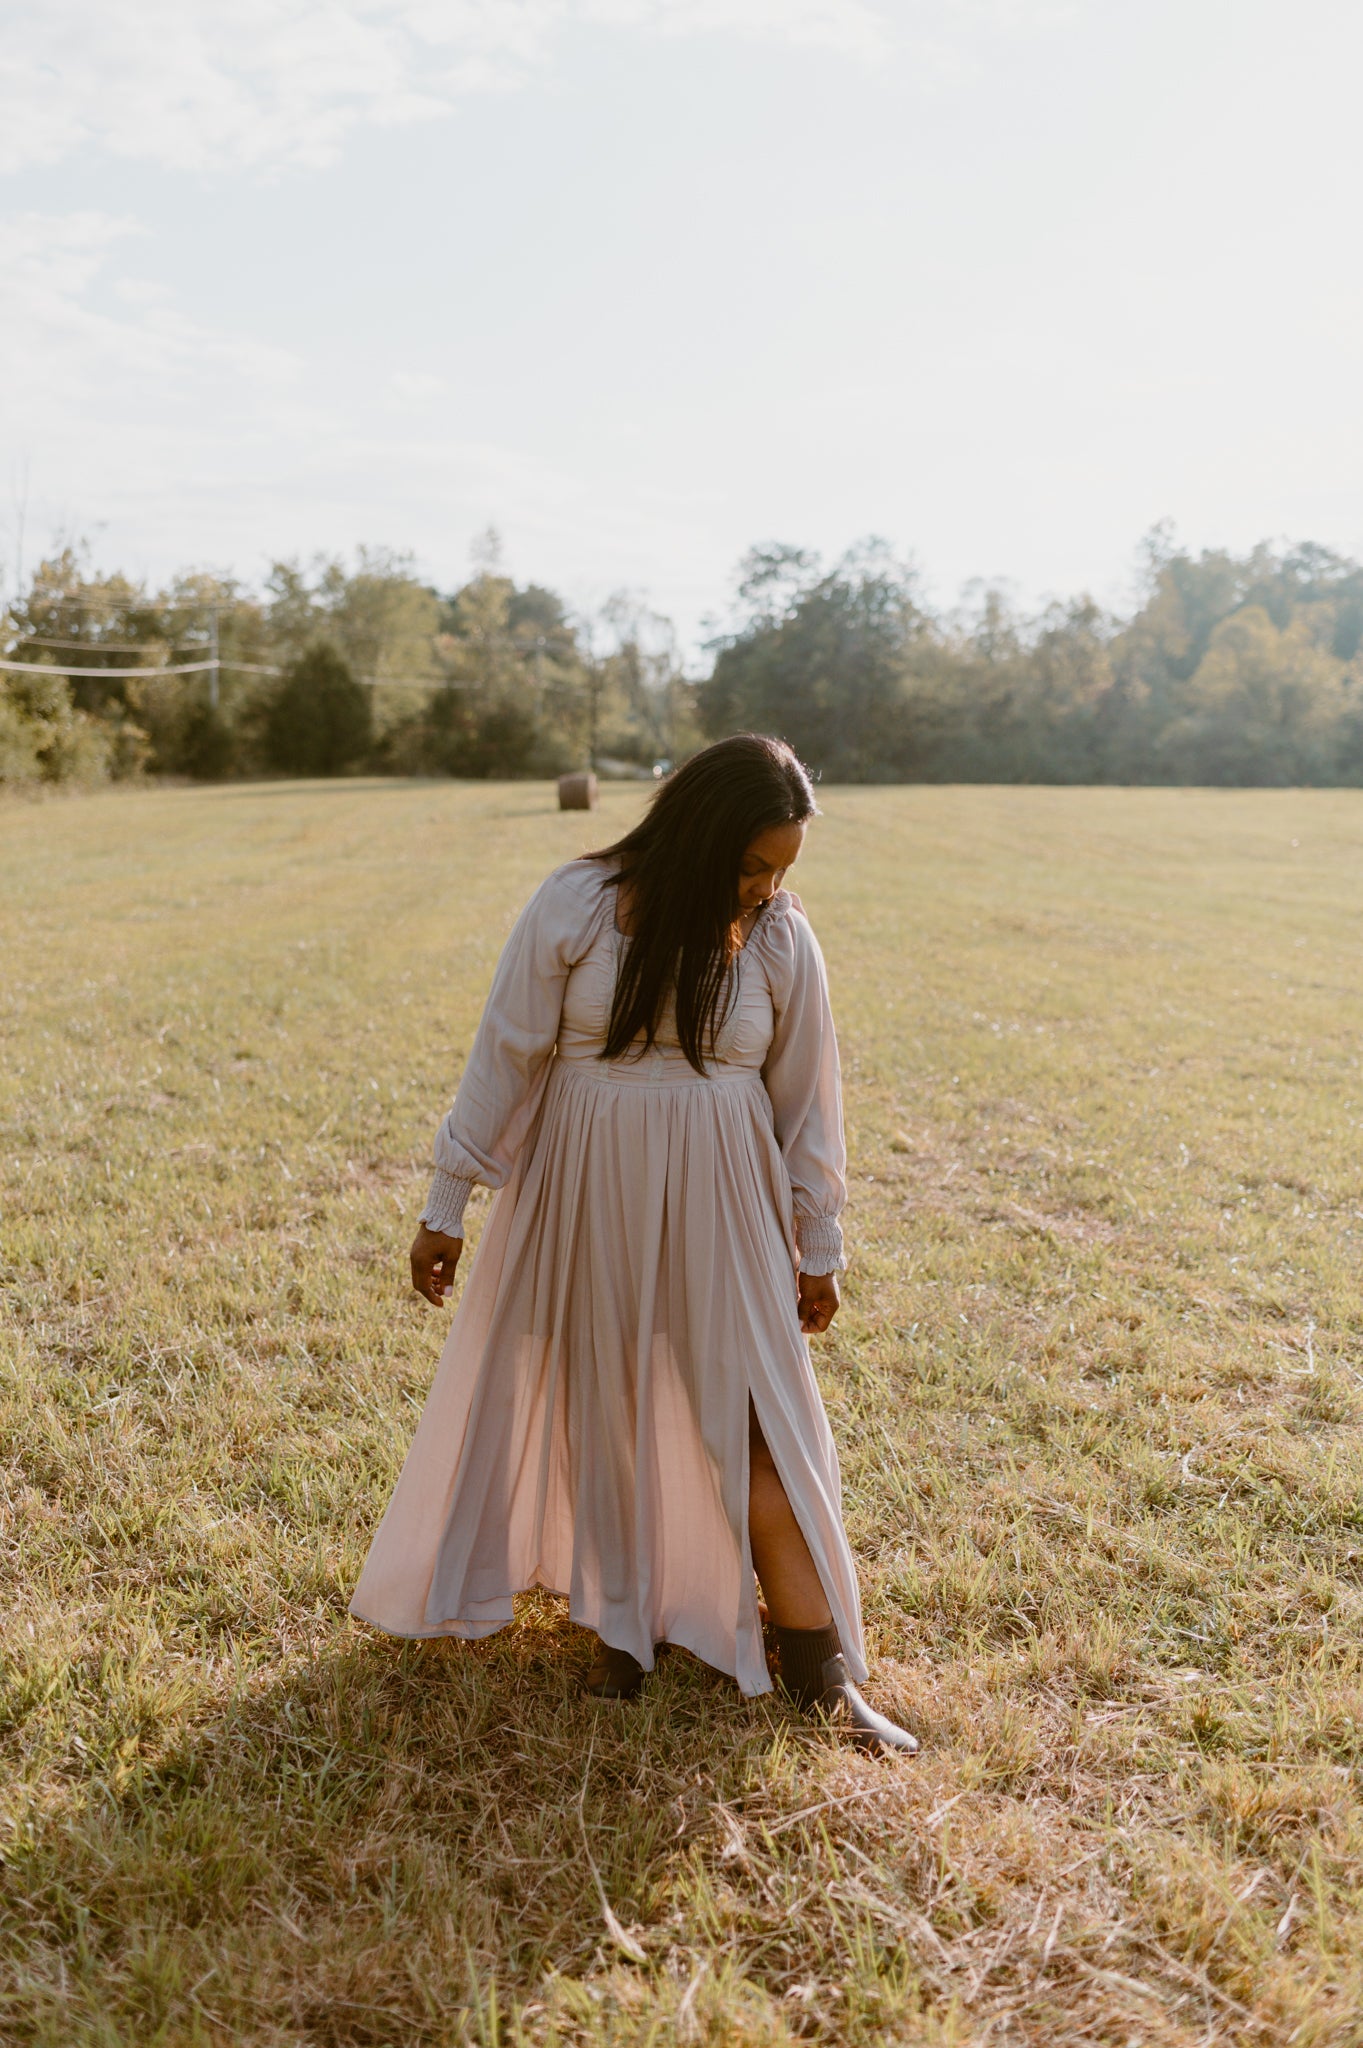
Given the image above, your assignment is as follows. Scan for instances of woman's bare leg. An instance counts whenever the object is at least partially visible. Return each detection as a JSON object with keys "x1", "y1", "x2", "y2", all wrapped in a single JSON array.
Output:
[
  {"x1": 747, "y1": 1399, "x2": 832, "y2": 1628},
  {"x1": 747, "y1": 1402, "x2": 917, "y2": 1751}
]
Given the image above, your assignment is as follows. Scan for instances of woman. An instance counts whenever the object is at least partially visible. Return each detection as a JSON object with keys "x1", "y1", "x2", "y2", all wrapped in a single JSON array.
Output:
[{"x1": 350, "y1": 734, "x2": 916, "y2": 1753}]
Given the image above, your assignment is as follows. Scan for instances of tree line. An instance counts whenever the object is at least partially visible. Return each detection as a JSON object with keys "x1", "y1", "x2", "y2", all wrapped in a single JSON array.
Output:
[
  {"x1": 0, "y1": 536, "x2": 692, "y2": 788},
  {"x1": 4, "y1": 525, "x2": 1363, "y2": 789}
]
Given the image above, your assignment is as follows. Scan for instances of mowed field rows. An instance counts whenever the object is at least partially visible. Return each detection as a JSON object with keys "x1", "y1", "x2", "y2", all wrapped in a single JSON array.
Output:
[{"x1": 3, "y1": 780, "x2": 1363, "y2": 2047}]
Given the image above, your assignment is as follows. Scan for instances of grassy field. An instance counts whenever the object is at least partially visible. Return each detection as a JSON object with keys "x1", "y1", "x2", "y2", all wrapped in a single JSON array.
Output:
[{"x1": 3, "y1": 779, "x2": 1363, "y2": 2047}]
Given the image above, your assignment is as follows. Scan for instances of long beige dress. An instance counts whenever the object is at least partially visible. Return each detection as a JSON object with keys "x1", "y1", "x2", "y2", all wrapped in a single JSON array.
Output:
[{"x1": 349, "y1": 856, "x2": 866, "y2": 1695}]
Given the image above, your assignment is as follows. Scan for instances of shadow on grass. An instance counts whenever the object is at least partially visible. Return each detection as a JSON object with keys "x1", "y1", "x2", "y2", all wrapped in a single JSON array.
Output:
[
  {"x1": 198, "y1": 779, "x2": 578, "y2": 809},
  {"x1": 2, "y1": 1607, "x2": 804, "y2": 2046},
  {"x1": 198, "y1": 778, "x2": 470, "y2": 802},
  {"x1": 193, "y1": 780, "x2": 638, "y2": 821}
]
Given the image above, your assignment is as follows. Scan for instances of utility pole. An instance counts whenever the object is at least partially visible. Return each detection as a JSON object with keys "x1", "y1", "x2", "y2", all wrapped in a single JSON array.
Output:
[
  {"x1": 209, "y1": 605, "x2": 220, "y2": 711},
  {"x1": 587, "y1": 653, "x2": 602, "y2": 774}
]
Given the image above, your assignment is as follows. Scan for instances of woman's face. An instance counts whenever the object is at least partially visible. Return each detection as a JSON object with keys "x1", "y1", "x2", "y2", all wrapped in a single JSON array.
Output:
[{"x1": 737, "y1": 820, "x2": 806, "y2": 912}]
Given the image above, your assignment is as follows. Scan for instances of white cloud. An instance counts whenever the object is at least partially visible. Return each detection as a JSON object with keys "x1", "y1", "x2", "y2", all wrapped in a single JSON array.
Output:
[
  {"x1": 384, "y1": 369, "x2": 450, "y2": 407},
  {"x1": 583, "y1": 0, "x2": 890, "y2": 58},
  {"x1": 0, "y1": 0, "x2": 1096, "y2": 177},
  {"x1": 0, "y1": 212, "x2": 301, "y2": 405},
  {"x1": 0, "y1": 4, "x2": 463, "y2": 176},
  {"x1": 0, "y1": 0, "x2": 895, "y2": 176}
]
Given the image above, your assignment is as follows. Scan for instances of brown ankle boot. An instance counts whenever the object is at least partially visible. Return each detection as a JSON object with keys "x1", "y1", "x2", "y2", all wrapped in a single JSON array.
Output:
[
  {"x1": 586, "y1": 1640, "x2": 646, "y2": 1700},
  {"x1": 775, "y1": 1624, "x2": 919, "y2": 1755},
  {"x1": 808, "y1": 1652, "x2": 919, "y2": 1754}
]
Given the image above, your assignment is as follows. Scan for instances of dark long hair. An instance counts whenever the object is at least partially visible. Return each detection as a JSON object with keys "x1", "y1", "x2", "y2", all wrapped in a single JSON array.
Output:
[{"x1": 589, "y1": 733, "x2": 817, "y2": 1072}]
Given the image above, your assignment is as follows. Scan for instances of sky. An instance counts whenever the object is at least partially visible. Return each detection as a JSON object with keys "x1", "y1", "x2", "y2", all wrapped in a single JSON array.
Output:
[{"x1": 3, "y1": 0, "x2": 1361, "y2": 648}]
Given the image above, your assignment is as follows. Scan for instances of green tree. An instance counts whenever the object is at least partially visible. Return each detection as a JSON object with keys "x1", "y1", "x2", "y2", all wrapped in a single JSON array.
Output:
[
  {"x1": 180, "y1": 697, "x2": 237, "y2": 781},
  {"x1": 4, "y1": 549, "x2": 268, "y2": 778},
  {"x1": 264, "y1": 644, "x2": 372, "y2": 776},
  {"x1": 587, "y1": 592, "x2": 686, "y2": 768},
  {"x1": 942, "y1": 593, "x2": 1115, "y2": 783},
  {"x1": 701, "y1": 541, "x2": 928, "y2": 779},
  {"x1": 1154, "y1": 608, "x2": 1345, "y2": 784},
  {"x1": 425, "y1": 569, "x2": 587, "y2": 776},
  {"x1": 264, "y1": 549, "x2": 440, "y2": 680},
  {"x1": 4, "y1": 549, "x2": 155, "y2": 770},
  {"x1": 432, "y1": 570, "x2": 537, "y2": 774},
  {"x1": 0, "y1": 669, "x2": 114, "y2": 786}
]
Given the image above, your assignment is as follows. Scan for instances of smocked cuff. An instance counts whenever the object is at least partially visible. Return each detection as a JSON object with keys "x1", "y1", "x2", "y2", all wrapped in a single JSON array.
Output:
[
  {"x1": 420, "y1": 1168, "x2": 475, "y2": 1238},
  {"x1": 795, "y1": 1212, "x2": 845, "y2": 1275}
]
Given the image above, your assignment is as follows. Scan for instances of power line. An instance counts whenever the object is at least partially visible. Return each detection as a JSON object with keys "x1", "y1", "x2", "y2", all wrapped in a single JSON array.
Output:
[
  {"x1": 0, "y1": 650, "x2": 455, "y2": 688},
  {"x1": 0, "y1": 655, "x2": 220, "y2": 679},
  {"x1": 5, "y1": 597, "x2": 232, "y2": 617},
  {"x1": 16, "y1": 635, "x2": 180, "y2": 653}
]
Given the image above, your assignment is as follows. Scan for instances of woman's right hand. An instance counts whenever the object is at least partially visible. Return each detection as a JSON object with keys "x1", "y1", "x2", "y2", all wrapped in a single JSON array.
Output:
[{"x1": 410, "y1": 1223, "x2": 464, "y2": 1306}]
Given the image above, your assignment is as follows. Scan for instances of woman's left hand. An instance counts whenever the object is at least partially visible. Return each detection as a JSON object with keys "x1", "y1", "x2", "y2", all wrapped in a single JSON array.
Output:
[
  {"x1": 411, "y1": 1223, "x2": 464, "y2": 1306},
  {"x1": 797, "y1": 1270, "x2": 840, "y2": 1335}
]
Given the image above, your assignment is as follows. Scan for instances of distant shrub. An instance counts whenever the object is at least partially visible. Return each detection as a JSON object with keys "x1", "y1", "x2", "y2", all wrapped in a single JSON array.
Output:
[
  {"x1": 181, "y1": 701, "x2": 237, "y2": 781},
  {"x1": 0, "y1": 672, "x2": 117, "y2": 787},
  {"x1": 0, "y1": 691, "x2": 45, "y2": 784},
  {"x1": 264, "y1": 643, "x2": 372, "y2": 776},
  {"x1": 457, "y1": 702, "x2": 544, "y2": 777}
]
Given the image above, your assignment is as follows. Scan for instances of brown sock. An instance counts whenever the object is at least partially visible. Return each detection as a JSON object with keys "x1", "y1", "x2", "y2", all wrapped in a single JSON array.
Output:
[{"x1": 775, "y1": 1622, "x2": 841, "y2": 1708}]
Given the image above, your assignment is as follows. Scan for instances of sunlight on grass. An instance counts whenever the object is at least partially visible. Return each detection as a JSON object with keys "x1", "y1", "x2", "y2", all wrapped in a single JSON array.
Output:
[{"x1": 3, "y1": 780, "x2": 1362, "y2": 2044}]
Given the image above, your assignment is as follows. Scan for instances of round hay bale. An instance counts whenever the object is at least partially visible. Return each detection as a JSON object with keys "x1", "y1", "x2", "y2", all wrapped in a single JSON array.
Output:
[{"x1": 557, "y1": 771, "x2": 599, "y2": 811}]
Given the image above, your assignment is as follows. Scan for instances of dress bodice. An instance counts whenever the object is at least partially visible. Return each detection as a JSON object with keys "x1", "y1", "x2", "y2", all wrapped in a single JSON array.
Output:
[
  {"x1": 556, "y1": 906, "x2": 777, "y2": 1074},
  {"x1": 422, "y1": 855, "x2": 846, "y2": 1272}
]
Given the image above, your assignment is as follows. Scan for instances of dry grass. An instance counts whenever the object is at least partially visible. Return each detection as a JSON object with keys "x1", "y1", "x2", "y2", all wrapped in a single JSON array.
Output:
[{"x1": 3, "y1": 779, "x2": 1363, "y2": 2046}]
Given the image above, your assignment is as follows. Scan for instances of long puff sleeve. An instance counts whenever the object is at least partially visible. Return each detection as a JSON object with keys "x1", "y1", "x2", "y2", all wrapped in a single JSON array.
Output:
[
  {"x1": 759, "y1": 897, "x2": 848, "y2": 1275},
  {"x1": 420, "y1": 862, "x2": 604, "y2": 1237}
]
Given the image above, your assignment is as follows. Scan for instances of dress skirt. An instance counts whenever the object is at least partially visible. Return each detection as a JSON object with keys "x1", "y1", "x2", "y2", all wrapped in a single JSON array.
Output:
[{"x1": 349, "y1": 1043, "x2": 868, "y2": 1696}]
